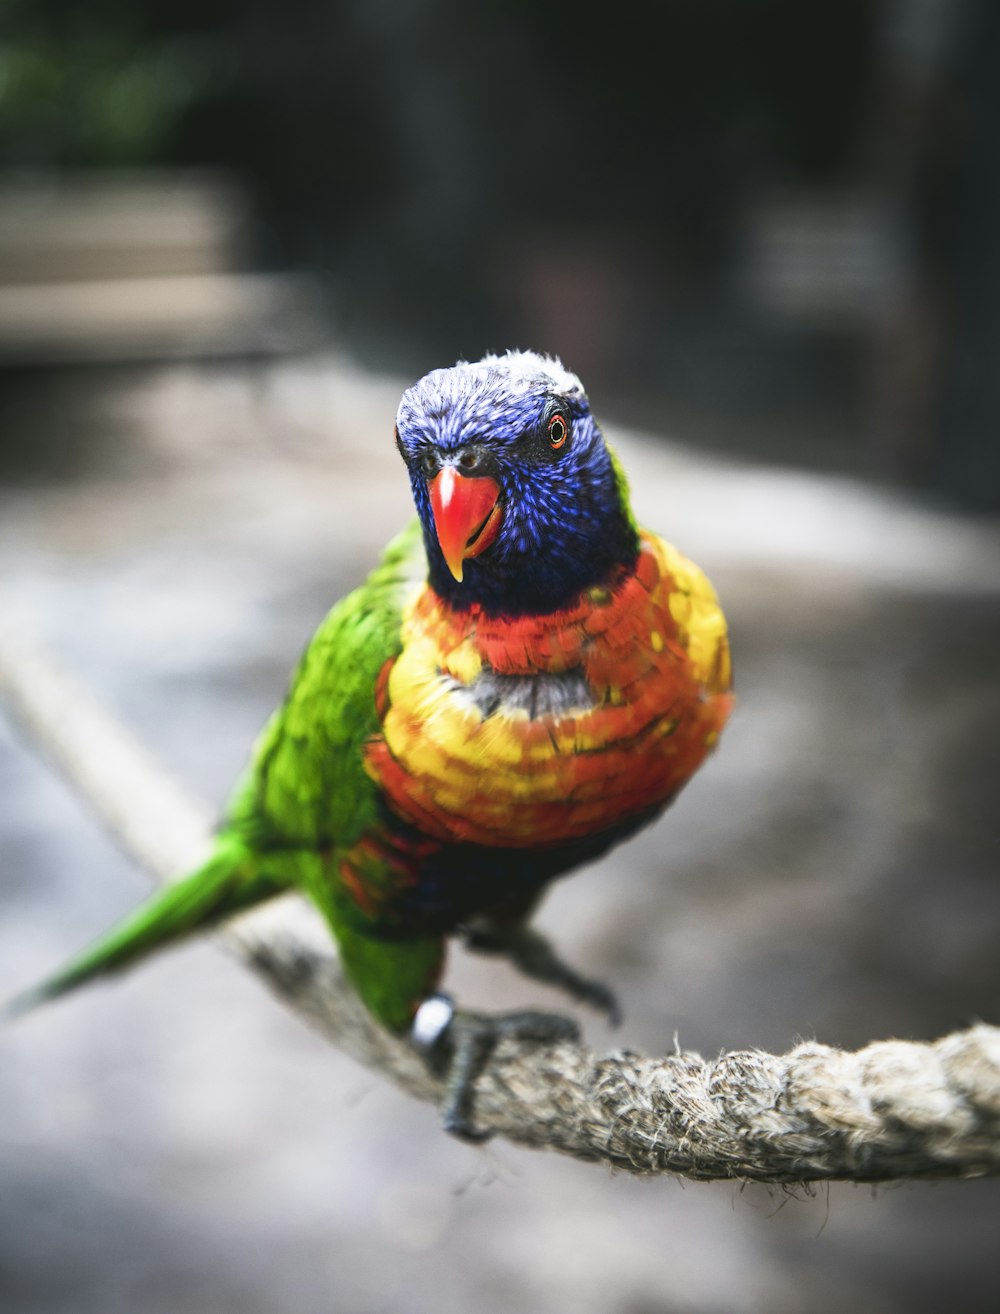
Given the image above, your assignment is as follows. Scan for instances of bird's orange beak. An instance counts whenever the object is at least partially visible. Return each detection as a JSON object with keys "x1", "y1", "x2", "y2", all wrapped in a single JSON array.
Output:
[{"x1": 428, "y1": 467, "x2": 502, "y2": 583}]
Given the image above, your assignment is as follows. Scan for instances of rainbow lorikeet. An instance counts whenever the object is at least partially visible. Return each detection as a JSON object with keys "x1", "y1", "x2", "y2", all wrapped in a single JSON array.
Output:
[{"x1": 9, "y1": 351, "x2": 732, "y2": 1137}]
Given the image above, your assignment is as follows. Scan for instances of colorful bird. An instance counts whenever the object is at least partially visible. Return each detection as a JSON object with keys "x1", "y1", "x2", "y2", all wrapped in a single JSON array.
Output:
[{"x1": 8, "y1": 351, "x2": 733, "y2": 1137}]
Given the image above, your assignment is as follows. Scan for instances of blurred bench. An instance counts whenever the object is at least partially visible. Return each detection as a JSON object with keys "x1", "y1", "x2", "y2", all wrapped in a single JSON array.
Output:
[{"x1": 0, "y1": 173, "x2": 325, "y2": 364}]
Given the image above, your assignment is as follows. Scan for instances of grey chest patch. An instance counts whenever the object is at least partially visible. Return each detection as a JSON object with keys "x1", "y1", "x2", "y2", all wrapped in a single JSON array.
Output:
[{"x1": 453, "y1": 667, "x2": 595, "y2": 719}]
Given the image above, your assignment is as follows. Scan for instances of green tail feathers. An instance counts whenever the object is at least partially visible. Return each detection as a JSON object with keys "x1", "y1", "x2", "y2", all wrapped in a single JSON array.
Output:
[{"x1": 4, "y1": 839, "x2": 283, "y2": 1019}]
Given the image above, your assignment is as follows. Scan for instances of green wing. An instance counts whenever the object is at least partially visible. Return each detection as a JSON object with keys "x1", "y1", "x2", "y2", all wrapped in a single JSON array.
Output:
[
  {"x1": 226, "y1": 519, "x2": 424, "y2": 853},
  {"x1": 225, "y1": 519, "x2": 444, "y2": 1032}
]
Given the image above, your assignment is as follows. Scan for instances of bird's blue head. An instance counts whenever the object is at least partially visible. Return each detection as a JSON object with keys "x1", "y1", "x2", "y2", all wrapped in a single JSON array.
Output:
[{"x1": 395, "y1": 351, "x2": 640, "y2": 616}]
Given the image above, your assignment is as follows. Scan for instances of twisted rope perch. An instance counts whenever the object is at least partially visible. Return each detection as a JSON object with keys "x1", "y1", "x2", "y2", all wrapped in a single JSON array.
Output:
[{"x1": 2, "y1": 624, "x2": 999, "y2": 1183}]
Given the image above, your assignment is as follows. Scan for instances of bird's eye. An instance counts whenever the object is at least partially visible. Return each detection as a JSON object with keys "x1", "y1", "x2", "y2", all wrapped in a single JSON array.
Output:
[
  {"x1": 419, "y1": 450, "x2": 438, "y2": 477},
  {"x1": 547, "y1": 413, "x2": 570, "y2": 450}
]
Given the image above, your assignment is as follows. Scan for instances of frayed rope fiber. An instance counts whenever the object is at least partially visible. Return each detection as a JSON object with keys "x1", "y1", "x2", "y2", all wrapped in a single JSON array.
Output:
[{"x1": 410, "y1": 1016, "x2": 1000, "y2": 1179}]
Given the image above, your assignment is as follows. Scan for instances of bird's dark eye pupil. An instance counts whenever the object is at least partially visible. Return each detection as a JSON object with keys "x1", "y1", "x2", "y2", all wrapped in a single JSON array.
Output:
[
  {"x1": 421, "y1": 451, "x2": 437, "y2": 476},
  {"x1": 459, "y1": 451, "x2": 476, "y2": 470}
]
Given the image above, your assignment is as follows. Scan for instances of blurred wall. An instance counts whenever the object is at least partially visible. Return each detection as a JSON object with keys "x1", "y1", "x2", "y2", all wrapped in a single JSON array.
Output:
[{"x1": 1, "y1": 0, "x2": 998, "y2": 503}]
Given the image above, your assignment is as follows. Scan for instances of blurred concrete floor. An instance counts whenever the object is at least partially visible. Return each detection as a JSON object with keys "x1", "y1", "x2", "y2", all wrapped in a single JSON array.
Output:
[{"x1": 0, "y1": 353, "x2": 998, "y2": 1314}]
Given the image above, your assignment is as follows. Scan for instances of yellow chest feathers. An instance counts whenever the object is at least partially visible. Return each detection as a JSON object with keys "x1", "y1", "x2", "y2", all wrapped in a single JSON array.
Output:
[{"x1": 365, "y1": 532, "x2": 733, "y2": 848}]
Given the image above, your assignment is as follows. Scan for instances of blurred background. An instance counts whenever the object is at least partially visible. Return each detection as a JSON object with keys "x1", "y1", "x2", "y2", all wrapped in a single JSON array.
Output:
[{"x1": 1, "y1": 0, "x2": 999, "y2": 1311}]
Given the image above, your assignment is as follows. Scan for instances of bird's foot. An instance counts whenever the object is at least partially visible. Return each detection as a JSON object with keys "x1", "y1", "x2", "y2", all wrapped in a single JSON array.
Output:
[
  {"x1": 411, "y1": 993, "x2": 580, "y2": 1142},
  {"x1": 461, "y1": 920, "x2": 622, "y2": 1026}
]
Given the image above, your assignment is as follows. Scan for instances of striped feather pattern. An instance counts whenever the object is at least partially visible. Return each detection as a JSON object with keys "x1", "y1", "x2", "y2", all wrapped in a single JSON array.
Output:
[{"x1": 364, "y1": 531, "x2": 732, "y2": 849}]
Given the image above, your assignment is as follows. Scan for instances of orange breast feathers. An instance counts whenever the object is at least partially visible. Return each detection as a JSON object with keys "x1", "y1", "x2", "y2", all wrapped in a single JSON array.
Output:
[{"x1": 365, "y1": 532, "x2": 733, "y2": 848}]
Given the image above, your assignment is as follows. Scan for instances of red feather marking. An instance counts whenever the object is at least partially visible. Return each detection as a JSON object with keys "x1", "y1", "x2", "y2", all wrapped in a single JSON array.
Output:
[
  {"x1": 374, "y1": 657, "x2": 395, "y2": 721},
  {"x1": 339, "y1": 858, "x2": 379, "y2": 917},
  {"x1": 635, "y1": 544, "x2": 661, "y2": 593}
]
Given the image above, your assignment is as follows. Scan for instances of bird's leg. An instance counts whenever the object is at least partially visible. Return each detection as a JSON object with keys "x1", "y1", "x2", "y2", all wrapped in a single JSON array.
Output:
[
  {"x1": 411, "y1": 993, "x2": 579, "y2": 1141},
  {"x1": 460, "y1": 917, "x2": 622, "y2": 1025}
]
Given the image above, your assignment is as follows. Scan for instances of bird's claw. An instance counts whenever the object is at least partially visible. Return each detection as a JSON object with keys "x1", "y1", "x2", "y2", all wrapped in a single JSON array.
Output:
[
  {"x1": 461, "y1": 921, "x2": 622, "y2": 1026},
  {"x1": 411, "y1": 995, "x2": 580, "y2": 1142},
  {"x1": 571, "y1": 977, "x2": 622, "y2": 1028}
]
